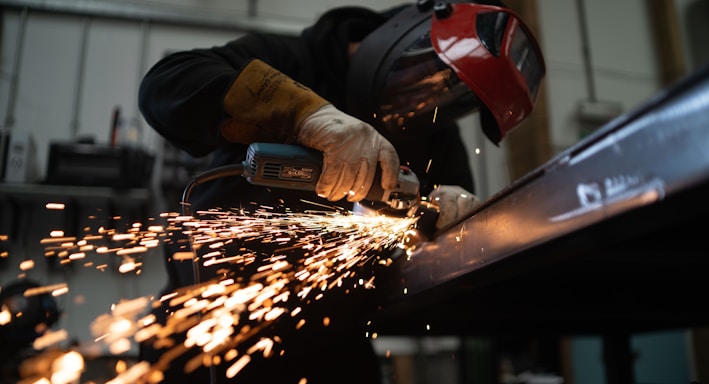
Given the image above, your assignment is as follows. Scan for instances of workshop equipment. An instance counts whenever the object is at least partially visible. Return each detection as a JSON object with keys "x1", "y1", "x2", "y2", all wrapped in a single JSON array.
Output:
[
  {"x1": 45, "y1": 142, "x2": 153, "y2": 189},
  {"x1": 2, "y1": 131, "x2": 38, "y2": 183}
]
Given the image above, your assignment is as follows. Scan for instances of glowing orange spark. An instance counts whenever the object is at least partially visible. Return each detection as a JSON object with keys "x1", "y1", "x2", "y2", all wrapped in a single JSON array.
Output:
[{"x1": 27, "y1": 203, "x2": 419, "y2": 383}]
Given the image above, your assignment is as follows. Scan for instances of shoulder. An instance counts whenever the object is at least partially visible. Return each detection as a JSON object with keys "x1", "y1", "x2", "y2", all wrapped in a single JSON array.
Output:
[
  {"x1": 226, "y1": 33, "x2": 304, "y2": 57},
  {"x1": 223, "y1": 32, "x2": 311, "y2": 72}
]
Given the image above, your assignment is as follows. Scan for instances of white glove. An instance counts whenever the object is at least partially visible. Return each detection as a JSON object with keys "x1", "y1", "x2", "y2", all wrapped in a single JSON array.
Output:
[
  {"x1": 428, "y1": 185, "x2": 481, "y2": 229},
  {"x1": 297, "y1": 104, "x2": 400, "y2": 202}
]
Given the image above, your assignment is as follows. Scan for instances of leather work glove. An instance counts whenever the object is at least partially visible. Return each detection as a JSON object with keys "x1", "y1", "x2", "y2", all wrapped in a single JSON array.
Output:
[
  {"x1": 221, "y1": 59, "x2": 329, "y2": 144},
  {"x1": 297, "y1": 104, "x2": 399, "y2": 202},
  {"x1": 428, "y1": 185, "x2": 481, "y2": 229},
  {"x1": 220, "y1": 59, "x2": 399, "y2": 202}
]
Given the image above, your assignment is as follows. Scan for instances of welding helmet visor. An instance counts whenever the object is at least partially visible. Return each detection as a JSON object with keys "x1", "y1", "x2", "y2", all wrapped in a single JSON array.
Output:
[
  {"x1": 346, "y1": 2, "x2": 545, "y2": 143},
  {"x1": 378, "y1": 32, "x2": 479, "y2": 136}
]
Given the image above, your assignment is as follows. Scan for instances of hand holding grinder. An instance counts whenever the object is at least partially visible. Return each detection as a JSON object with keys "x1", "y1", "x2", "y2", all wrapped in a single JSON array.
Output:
[{"x1": 182, "y1": 142, "x2": 440, "y2": 238}]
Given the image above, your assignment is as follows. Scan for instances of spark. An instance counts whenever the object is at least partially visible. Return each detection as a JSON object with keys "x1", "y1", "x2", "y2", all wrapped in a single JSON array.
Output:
[
  {"x1": 40, "y1": 237, "x2": 77, "y2": 245},
  {"x1": 0, "y1": 306, "x2": 11, "y2": 325},
  {"x1": 226, "y1": 355, "x2": 251, "y2": 379},
  {"x1": 172, "y1": 251, "x2": 195, "y2": 261},
  {"x1": 33, "y1": 329, "x2": 69, "y2": 350},
  {"x1": 22, "y1": 204, "x2": 418, "y2": 383},
  {"x1": 50, "y1": 350, "x2": 84, "y2": 384},
  {"x1": 117, "y1": 246, "x2": 148, "y2": 256},
  {"x1": 113, "y1": 234, "x2": 136, "y2": 241},
  {"x1": 52, "y1": 286, "x2": 69, "y2": 297},
  {"x1": 69, "y1": 252, "x2": 85, "y2": 260},
  {"x1": 19, "y1": 259, "x2": 35, "y2": 271},
  {"x1": 24, "y1": 283, "x2": 69, "y2": 297},
  {"x1": 105, "y1": 361, "x2": 151, "y2": 384}
]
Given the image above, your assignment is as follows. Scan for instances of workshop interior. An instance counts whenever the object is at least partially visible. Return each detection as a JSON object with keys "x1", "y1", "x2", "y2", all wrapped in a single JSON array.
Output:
[{"x1": 1, "y1": 0, "x2": 708, "y2": 383}]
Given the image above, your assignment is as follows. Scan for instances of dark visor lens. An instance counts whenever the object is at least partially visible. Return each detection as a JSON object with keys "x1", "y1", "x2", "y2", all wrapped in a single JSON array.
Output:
[
  {"x1": 476, "y1": 11, "x2": 510, "y2": 57},
  {"x1": 509, "y1": 24, "x2": 543, "y2": 99},
  {"x1": 378, "y1": 33, "x2": 481, "y2": 134}
]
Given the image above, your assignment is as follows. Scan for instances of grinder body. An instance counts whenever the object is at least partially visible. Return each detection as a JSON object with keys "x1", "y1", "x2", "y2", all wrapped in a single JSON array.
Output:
[
  {"x1": 244, "y1": 142, "x2": 420, "y2": 211},
  {"x1": 184, "y1": 142, "x2": 439, "y2": 237},
  {"x1": 242, "y1": 143, "x2": 440, "y2": 238}
]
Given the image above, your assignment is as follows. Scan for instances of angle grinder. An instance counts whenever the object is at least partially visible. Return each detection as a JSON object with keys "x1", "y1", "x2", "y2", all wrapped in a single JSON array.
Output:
[{"x1": 182, "y1": 142, "x2": 440, "y2": 238}]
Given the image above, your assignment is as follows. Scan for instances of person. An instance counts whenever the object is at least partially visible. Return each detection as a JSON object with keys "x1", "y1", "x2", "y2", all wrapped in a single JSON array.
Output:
[{"x1": 137, "y1": 0, "x2": 545, "y2": 383}]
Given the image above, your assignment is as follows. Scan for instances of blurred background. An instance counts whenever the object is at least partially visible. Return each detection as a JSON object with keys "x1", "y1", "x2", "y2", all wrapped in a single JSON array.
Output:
[{"x1": 0, "y1": 0, "x2": 707, "y2": 383}]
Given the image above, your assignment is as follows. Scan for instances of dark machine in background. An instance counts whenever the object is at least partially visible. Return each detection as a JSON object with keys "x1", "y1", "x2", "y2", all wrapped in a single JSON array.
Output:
[{"x1": 44, "y1": 142, "x2": 153, "y2": 189}]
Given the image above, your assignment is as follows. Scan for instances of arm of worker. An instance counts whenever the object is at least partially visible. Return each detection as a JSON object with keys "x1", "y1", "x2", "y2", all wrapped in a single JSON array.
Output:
[
  {"x1": 428, "y1": 185, "x2": 481, "y2": 229},
  {"x1": 138, "y1": 36, "x2": 399, "y2": 201},
  {"x1": 221, "y1": 59, "x2": 400, "y2": 202},
  {"x1": 138, "y1": 34, "x2": 306, "y2": 157}
]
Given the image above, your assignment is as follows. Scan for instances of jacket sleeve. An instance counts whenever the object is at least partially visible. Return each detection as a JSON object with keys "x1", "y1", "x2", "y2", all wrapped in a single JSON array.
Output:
[{"x1": 138, "y1": 33, "x2": 307, "y2": 157}]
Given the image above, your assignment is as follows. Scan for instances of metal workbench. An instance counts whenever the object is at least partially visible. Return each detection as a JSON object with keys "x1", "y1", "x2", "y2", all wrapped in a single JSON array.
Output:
[{"x1": 374, "y1": 64, "x2": 709, "y2": 382}]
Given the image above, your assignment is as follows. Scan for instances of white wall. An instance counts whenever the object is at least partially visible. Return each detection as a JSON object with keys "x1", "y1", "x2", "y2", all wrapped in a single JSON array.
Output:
[
  {"x1": 537, "y1": 0, "x2": 662, "y2": 152},
  {"x1": 0, "y1": 11, "x2": 247, "y2": 178}
]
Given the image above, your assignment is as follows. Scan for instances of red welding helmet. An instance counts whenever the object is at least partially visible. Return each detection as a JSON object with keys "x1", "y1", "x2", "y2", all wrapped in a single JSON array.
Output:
[{"x1": 346, "y1": 0, "x2": 545, "y2": 144}]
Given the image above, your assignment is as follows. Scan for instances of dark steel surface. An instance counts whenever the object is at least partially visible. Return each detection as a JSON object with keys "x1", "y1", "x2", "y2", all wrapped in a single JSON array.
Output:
[{"x1": 374, "y1": 63, "x2": 709, "y2": 336}]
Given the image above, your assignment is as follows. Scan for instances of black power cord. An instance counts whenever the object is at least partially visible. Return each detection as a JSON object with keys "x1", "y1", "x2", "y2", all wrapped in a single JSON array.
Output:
[
  {"x1": 179, "y1": 162, "x2": 246, "y2": 384},
  {"x1": 181, "y1": 163, "x2": 247, "y2": 217}
]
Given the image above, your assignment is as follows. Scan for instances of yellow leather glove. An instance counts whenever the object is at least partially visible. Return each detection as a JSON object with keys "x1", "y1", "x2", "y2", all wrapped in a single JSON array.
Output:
[{"x1": 221, "y1": 59, "x2": 329, "y2": 144}]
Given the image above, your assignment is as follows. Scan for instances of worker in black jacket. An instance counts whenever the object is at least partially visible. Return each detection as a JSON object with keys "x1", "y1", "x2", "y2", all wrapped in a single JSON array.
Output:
[{"x1": 138, "y1": 1, "x2": 545, "y2": 383}]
